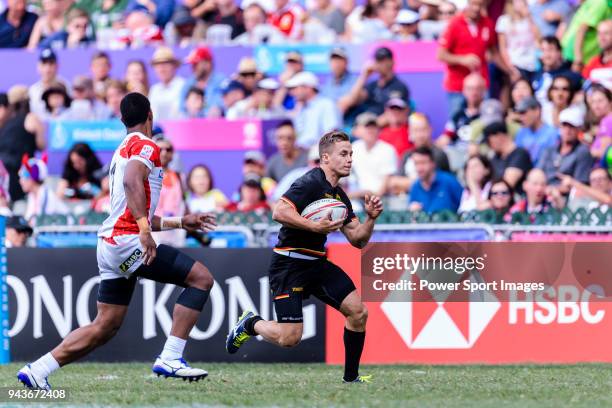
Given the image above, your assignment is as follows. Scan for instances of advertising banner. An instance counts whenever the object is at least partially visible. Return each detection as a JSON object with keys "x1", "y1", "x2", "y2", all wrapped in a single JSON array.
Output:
[
  {"x1": 48, "y1": 120, "x2": 126, "y2": 152},
  {"x1": 7, "y1": 248, "x2": 325, "y2": 362},
  {"x1": 326, "y1": 243, "x2": 612, "y2": 364},
  {"x1": 159, "y1": 119, "x2": 263, "y2": 151}
]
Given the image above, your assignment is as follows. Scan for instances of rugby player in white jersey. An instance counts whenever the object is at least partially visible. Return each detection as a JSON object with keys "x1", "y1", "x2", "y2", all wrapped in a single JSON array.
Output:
[{"x1": 18, "y1": 93, "x2": 217, "y2": 389}]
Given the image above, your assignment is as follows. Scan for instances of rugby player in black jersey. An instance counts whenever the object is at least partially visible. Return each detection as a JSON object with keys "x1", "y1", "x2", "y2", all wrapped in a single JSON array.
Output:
[{"x1": 226, "y1": 130, "x2": 383, "y2": 383}]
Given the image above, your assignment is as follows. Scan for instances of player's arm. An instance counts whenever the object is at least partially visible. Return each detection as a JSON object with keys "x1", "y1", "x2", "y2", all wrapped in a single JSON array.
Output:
[
  {"x1": 124, "y1": 160, "x2": 156, "y2": 265},
  {"x1": 273, "y1": 198, "x2": 344, "y2": 234},
  {"x1": 150, "y1": 213, "x2": 217, "y2": 232},
  {"x1": 341, "y1": 195, "x2": 383, "y2": 249}
]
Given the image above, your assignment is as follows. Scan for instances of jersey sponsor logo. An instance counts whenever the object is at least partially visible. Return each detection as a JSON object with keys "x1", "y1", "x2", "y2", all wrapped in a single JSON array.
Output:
[
  {"x1": 119, "y1": 248, "x2": 143, "y2": 273},
  {"x1": 139, "y1": 145, "x2": 154, "y2": 160},
  {"x1": 324, "y1": 193, "x2": 341, "y2": 201}
]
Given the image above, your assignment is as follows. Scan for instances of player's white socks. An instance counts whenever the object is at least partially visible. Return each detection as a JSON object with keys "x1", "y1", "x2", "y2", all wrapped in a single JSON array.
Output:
[
  {"x1": 30, "y1": 352, "x2": 60, "y2": 379},
  {"x1": 160, "y1": 335, "x2": 187, "y2": 361}
]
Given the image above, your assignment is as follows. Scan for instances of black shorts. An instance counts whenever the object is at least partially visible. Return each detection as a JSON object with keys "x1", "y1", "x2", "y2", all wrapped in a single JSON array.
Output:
[
  {"x1": 269, "y1": 253, "x2": 356, "y2": 323},
  {"x1": 97, "y1": 244, "x2": 196, "y2": 306}
]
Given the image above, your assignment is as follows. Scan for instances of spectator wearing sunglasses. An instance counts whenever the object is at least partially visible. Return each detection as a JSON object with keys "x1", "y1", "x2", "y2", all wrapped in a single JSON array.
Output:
[
  {"x1": 487, "y1": 179, "x2": 515, "y2": 220},
  {"x1": 235, "y1": 57, "x2": 261, "y2": 97}
]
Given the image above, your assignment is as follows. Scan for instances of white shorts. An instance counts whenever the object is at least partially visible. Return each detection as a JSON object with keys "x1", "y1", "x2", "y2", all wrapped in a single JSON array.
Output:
[{"x1": 97, "y1": 235, "x2": 146, "y2": 280}]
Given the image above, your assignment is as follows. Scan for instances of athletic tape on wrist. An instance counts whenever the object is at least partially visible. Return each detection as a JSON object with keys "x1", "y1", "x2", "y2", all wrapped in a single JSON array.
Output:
[{"x1": 161, "y1": 216, "x2": 182, "y2": 230}]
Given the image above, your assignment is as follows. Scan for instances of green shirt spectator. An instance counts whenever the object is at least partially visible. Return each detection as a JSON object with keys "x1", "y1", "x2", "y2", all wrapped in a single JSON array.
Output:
[{"x1": 561, "y1": 0, "x2": 612, "y2": 66}]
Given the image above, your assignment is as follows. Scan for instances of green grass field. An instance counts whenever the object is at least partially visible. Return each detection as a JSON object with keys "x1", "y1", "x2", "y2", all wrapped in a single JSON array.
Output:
[{"x1": 1, "y1": 362, "x2": 611, "y2": 407}]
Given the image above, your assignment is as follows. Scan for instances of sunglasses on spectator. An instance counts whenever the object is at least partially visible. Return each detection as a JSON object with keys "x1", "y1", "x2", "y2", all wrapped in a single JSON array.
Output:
[
  {"x1": 490, "y1": 190, "x2": 510, "y2": 197},
  {"x1": 240, "y1": 72, "x2": 257, "y2": 77}
]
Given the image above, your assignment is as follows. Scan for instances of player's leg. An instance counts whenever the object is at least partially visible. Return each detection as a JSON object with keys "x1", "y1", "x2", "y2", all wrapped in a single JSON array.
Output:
[
  {"x1": 226, "y1": 254, "x2": 308, "y2": 352},
  {"x1": 135, "y1": 244, "x2": 212, "y2": 380},
  {"x1": 18, "y1": 277, "x2": 136, "y2": 389},
  {"x1": 312, "y1": 261, "x2": 370, "y2": 383}
]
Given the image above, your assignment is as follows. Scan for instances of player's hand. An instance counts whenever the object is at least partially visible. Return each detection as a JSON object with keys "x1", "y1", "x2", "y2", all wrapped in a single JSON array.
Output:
[
  {"x1": 364, "y1": 195, "x2": 383, "y2": 219},
  {"x1": 139, "y1": 232, "x2": 157, "y2": 266},
  {"x1": 311, "y1": 214, "x2": 344, "y2": 235},
  {"x1": 182, "y1": 212, "x2": 217, "y2": 233}
]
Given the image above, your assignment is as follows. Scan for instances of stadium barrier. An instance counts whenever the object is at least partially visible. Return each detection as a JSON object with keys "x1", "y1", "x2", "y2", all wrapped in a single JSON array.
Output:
[{"x1": 6, "y1": 248, "x2": 325, "y2": 363}]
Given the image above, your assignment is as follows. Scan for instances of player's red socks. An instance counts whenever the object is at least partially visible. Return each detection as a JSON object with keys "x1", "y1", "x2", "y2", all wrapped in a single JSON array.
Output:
[{"x1": 343, "y1": 328, "x2": 366, "y2": 382}]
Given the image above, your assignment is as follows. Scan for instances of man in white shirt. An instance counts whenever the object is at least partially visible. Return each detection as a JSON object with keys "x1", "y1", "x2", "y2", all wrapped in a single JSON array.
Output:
[
  {"x1": 149, "y1": 47, "x2": 186, "y2": 120},
  {"x1": 349, "y1": 112, "x2": 397, "y2": 199},
  {"x1": 286, "y1": 71, "x2": 340, "y2": 149},
  {"x1": 28, "y1": 49, "x2": 70, "y2": 117}
]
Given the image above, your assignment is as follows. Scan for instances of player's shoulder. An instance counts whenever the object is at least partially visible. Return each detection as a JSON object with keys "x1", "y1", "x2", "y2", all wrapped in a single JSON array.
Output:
[
  {"x1": 125, "y1": 134, "x2": 160, "y2": 160},
  {"x1": 295, "y1": 167, "x2": 324, "y2": 186}
]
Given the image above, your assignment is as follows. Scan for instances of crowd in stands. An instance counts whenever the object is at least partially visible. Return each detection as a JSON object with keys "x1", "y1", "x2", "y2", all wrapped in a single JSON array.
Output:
[{"x1": 0, "y1": 0, "x2": 611, "y2": 248}]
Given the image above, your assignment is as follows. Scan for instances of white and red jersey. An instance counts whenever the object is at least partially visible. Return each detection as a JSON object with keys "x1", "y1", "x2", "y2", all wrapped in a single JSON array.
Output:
[
  {"x1": 269, "y1": 4, "x2": 304, "y2": 40},
  {"x1": 98, "y1": 132, "x2": 163, "y2": 240}
]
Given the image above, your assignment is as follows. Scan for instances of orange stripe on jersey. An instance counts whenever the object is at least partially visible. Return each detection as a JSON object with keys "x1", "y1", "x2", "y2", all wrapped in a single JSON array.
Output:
[
  {"x1": 279, "y1": 197, "x2": 297, "y2": 211},
  {"x1": 274, "y1": 247, "x2": 326, "y2": 256},
  {"x1": 274, "y1": 294, "x2": 290, "y2": 300}
]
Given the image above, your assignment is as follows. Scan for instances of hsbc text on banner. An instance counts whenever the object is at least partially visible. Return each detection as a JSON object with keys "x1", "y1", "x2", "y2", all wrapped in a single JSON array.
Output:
[
  {"x1": 326, "y1": 243, "x2": 612, "y2": 364},
  {"x1": 7, "y1": 248, "x2": 325, "y2": 362}
]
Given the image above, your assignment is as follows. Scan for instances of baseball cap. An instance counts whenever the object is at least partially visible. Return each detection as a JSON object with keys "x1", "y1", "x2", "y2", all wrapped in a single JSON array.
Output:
[
  {"x1": 238, "y1": 57, "x2": 258, "y2": 74},
  {"x1": 72, "y1": 75, "x2": 93, "y2": 91},
  {"x1": 356, "y1": 112, "x2": 378, "y2": 127},
  {"x1": 244, "y1": 150, "x2": 265, "y2": 164},
  {"x1": 221, "y1": 79, "x2": 246, "y2": 95},
  {"x1": 6, "y1": 216, "x2": 33, "y2": 235},
  {"x1": 256, "y1": 78, "x2": 279, "y2": 91},
  {"x1": 386, "y1": 97, "x2": 408, "y2": 109},
  {"x1": 374, "y1": 46, "x2": 393, "y2": 61},
  {"x1": 597, "y1": 113, "x2": 612, "y2": 138},
  {"x1": 559, "y1": 107, "x2": 584, "y2": 128},
  {"x1": 285, "y1": 51, "x2": 303, "y2": 63},
  {"x1": 330, "y1": 47, "x2": 348, "y2": 60},
  {"x1": 39, "y1": 48, "x2": 57, "y2": 63},
  {"x1": 7, "y1": 85, "x2": 29, "y2": 105},
  {"x1": 514, "y1": 96, "x2": 541, "y2": 114},
  {"x1": 185, "y1": 46, "x2": 213, "y2": 65},
  {"x1": 396, "y1": 9, "x2": 419, "y2": 25},
  {"x1": 172, "y1": 6, "x2": 196, "y2": 26},
  {"x1": 285, "y1": 71, "x2": 319, "y2": 89},
  {"x1": 479, "y1": 99, "x2": 504, "y2": 126}
]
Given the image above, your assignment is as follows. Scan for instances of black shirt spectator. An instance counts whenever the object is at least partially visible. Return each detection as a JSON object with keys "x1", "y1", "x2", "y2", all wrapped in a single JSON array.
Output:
[
  {"x1": 200, "y1": 0, "x2": 246, "y2": 39},
  {"x1": 0, "y1": 0, "x2": 37, "y2": 48}
]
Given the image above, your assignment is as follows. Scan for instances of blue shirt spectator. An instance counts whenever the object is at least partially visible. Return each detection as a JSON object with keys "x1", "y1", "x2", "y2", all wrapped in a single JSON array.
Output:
[
  {"x1": 0, "y1": 0, "x2": 37, "y2": 48},
  {"x1": 321, "y1": 48, "x2": 359, "y2": 131},
  {"x1": 181, "y1": 46, "x2": 225, "y2": 115},
  {"x1": 514, "y1": 96, "x2": 559, "y2": 164},
  {"x1": 408, "y1": 146, "x2": 463, "y2": 214},
  {"x1": 530, "y1": 0, "x2": 572, "y2": 38},
  {"x1": 125, "y1": 0, "x2": 175, "y2": 28}
]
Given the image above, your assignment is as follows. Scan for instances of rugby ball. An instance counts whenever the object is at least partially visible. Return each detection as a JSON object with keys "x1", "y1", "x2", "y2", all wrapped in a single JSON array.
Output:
[{"x1": 301, "y1": 198, "x2": 347, "y2": 222}]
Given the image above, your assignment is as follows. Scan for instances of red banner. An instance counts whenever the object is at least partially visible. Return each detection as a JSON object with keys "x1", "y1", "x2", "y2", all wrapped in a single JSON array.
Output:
[{"x1": 326, "y1": 244, "x2": 612, "y2": 364}]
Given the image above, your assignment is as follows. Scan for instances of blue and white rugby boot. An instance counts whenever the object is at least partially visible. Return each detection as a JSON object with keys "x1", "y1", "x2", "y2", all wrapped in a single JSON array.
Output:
[
  {"x1": 152, "y1": 357, "x2": 208, "y2": 382},
  {"x1": 226, "y1": 310, "x2": 255, "y2": 354},
  {"x1": 17, "y1": 364, "x2": 51, "y2": 390}
]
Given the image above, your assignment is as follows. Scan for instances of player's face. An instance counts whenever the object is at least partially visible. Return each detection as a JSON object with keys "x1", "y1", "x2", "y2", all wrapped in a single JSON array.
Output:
[{"x1": 326, "y1": 141, "x2": 353, "y2": 177}]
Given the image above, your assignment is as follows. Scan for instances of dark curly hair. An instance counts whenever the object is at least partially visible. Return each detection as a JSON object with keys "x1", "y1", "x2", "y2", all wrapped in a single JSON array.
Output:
[{"x1": 61, "y1": 142, "x2": 102, "y2": 189}]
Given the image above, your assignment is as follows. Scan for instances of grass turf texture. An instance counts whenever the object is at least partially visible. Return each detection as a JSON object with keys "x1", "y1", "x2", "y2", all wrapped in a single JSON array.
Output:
[{"x1": 1, "y1": 362, "x2": 611, "y2": 407}]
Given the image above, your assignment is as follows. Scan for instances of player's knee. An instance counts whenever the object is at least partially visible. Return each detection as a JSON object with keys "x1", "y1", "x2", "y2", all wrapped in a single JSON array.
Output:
[
  {"x1": 186, "y1": 263, "x2": 214, "y2": 291},
  {"x1": 278, "y1": 327, "x2": 302, "y2": 347},
  {"x1": 350, "y1": 304, "x2": 368, "y2": 327}
]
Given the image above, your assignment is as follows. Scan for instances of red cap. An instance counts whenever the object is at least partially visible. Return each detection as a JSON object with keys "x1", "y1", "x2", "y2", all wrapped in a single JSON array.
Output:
[{"x1": 185, "y1": 46, "x2": 213, "y2": 64}]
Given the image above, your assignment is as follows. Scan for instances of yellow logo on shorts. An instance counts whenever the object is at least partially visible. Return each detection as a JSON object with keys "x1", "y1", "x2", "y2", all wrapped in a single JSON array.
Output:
[
  {"x1": 292, "y1": 287, "x2": 303, "y2": 292},
  {"x1": 119, "y1": 248, "x2": 143, "y2": 273}
]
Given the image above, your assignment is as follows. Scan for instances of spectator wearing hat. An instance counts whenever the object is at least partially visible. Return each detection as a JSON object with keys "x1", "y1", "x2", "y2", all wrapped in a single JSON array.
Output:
[
  {"x1": 232, "y1": 3, "x2": 284, "y2": 45},
  {"x1": 235, "y1": 57, "x2": 261, "y2": 97},
  {"x1": 408, "y1": 146, "x2": 463, "y2": 214},
  {"x1": 5, "y1": 216, "x2": 33, "y2": 247},
  {"x1": 181, "y1": 46, "x2": 224, "y2": 115},
  {"x1": 310, "y1": 0, "x2": 345, "y2": 35},
  {"x1": 514, "y1": 96, "x2": 559, "y2": 164},
  {"x1": 342, "y1": 46, "x2": 410, "y2": 117},
  {"x1": 28, "y1": 48, "x2": 69, "y2": 117},
  {"x1": 583, "y1": 20, "x2": 612, "y2": 89},
  {"x1": 321, "y1": 48, "x2": 357, "y2": 120},
  {"x1": 349, "y1": 112, "x2": 397, "y2": 201},
  {"x1": 0, "y1": 85, "x2": 45, "y2": 202},
  {"x1": 181, "y1": 86, "x2": 206, "y2": 118},
  {"x1": 19, "y1": 155, "x2": 69, "y2": 223},
  {"x1": 62, "y1": 75, "x2": 113, "y2": 120},
  {"x1": 39, "y1": 8, "x2": 94, "y2": 49},
  {"x1": 269, "y1": 0, "x2": 305, "y2": 40},
  {"x1": 485, "y1": 121, "x2": 533, "y2": 193},
  {"x1": 394, "y1": 9, "x2": 420, "y2": 41},
  {"x1": 0, "y1": 0, "x2": 38, "y2": 48},
  {"x1": 149, "y1": 47, "x2": 186, "y2": 120},
  {"x1": 226, "y1": 78, "x2": 286, "y2": 119},
  {"x1": 210, "y1": 79, "x2": 246, "y2": 118},
  {"x1": 40, "y1": 81, "x2": 71, "y2": 120},
  {"x1": 379, "y1": 98, "x2": 413, "y2": 158},
  {"x1": 286, "y1": 71, "x2": 340, "y2": 149},
  {"x1": 165, "y1": 6, "x2": 203, "y2": 48},
  {"x1": 265, "y1": 120, "x2": 308, "y2": 182},
  {"x1": 537, "y1": 107, "x2": 594, "y2": 186},
  {"x1": 437, "y1": 0, "x2": 516, "y2": 118}
]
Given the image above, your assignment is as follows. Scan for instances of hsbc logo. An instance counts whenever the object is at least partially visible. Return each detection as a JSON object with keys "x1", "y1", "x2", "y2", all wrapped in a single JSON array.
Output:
[{"x1": 381, "y1": 271, "x2": 500, "y2": 349}]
